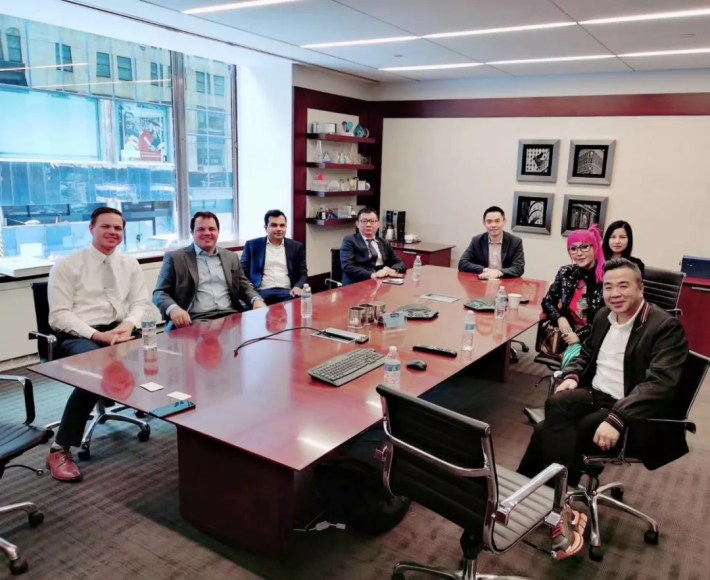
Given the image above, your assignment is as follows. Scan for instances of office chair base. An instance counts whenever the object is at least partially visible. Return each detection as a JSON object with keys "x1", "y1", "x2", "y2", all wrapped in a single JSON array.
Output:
[
  {"x1": 523, "y1": 407, "x2": 545, "y2": 424},
  {"x1": 567, "y1": 476, "x2": 659, "y2": 561},
  {"x1": 393, "y1": 558, "x2": 529, "y2": 579},
  {"x1": 0, "y1": 502, "x2": 43, "y2": 575},
  {"x1": 78, "y1": 406, "x2": 151, "y2": 460}
]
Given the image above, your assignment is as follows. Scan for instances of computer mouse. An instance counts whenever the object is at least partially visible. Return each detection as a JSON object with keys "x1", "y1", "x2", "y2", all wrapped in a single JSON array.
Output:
[{"x1": 407, "y1": 359, "x2": 428, "y2": 371}]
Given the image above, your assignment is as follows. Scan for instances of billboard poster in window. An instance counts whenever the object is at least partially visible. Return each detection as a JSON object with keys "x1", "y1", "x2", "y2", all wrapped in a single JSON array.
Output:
[{"x1": 117, "y1": 102, "x2": 169, "y2": 163}]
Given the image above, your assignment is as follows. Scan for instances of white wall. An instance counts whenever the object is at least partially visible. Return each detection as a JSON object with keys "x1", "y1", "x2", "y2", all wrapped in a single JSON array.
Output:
[
  {"x1": 381, "y1": 116, "x2": 710, "y2": 282},
  {"x1": 293, "y1": 64, "x2": 374, "y2": 101}
]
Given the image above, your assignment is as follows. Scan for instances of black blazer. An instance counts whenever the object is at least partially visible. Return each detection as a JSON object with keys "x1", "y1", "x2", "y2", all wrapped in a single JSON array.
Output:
[
  {"x1": 240, "y1": 236, "x2": 308, "y2": 290},
  {"x1": 563, "y1": 302, "x2": 689, "y2": 469},
  {"x1": 457, "y1": 231, "x2": 525, "y2": 277},
  {"x1": 340, "y1": 234, "x2": 406, "y2": 285}
]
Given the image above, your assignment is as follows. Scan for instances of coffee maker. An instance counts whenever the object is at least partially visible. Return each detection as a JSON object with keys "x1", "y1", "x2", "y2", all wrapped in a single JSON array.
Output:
[{"x1": 384, "y1": 210, "x2": 406, "y2": 242}]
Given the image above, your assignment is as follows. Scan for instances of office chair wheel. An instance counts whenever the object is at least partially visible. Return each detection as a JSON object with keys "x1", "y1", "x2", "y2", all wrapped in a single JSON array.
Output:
[
  {"x1": 9, "y1": 557, "x2": 28, "y2": 575},
  {"x1": 77, "y1": 448, "x2": 91, "y2": 461},
  {"x1": 610, "y1": 487, "x2": 624, "y2": 501},
  {"x1": 589, "y1": 545, "x2": 604, "y2": 562},
  {"x1": 510, "y1": 350, "x2": 519, "y2": 363},
  {"x1": 137, "y1": 429, "x2": 150, "y2": 442},
  {"x1": 135, "y1": 411, "x2": 147, "y2": 418},
  {"x1": 521, "y1": 344, "x2": 530, "y2": 353},
  {"x1": 644, "y1": 530, "x2": 659, "y2": 545},
  {"x1": 28, "y1": 511, "x2": 44, "y2": 527}
]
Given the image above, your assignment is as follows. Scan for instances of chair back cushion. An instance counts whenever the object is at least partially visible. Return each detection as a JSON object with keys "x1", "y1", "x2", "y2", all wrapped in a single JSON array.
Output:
[
  {"x1": 0, "y1": 424, "x2": 53, "y2": 474},
  {"x1": 377, "y1": 385, "x2": 495, "y2": 534},
  {"x1": 31, "y1": 282, "x2": 52, "y2": 362},
  {"x1": 642, "y1": 267, "x2": 685, "y2": 312},
  {"x1": 330, "y1": 248, "x2": 343, "y2": 283}
]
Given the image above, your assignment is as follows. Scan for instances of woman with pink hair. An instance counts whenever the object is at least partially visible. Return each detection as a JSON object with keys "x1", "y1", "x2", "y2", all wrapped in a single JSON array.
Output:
[{"x1": 541, "y1": 225, "x2": 605, "y2": 355}]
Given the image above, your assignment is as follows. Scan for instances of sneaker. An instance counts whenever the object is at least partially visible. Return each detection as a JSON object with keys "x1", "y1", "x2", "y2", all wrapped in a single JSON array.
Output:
[
  {"x1": 551, "y1": 505, "x2": 587, "y2": 560},
  {"x1": 46, "y1": 449, "x2": 82, "y2": 482}
]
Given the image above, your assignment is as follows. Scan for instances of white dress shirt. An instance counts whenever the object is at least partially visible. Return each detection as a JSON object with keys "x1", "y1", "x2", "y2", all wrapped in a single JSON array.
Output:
[
  {"x1": 48, "y1": 245, "x2": 150, "y2": 339},
  {"x1": 259, "y1": 239, "x2": 291, "y2": 290},
  {"x1": 592, "y1": 301, "x2": 645, "y2": 400},
  {"x1": 190, "y1": 243, "x2": 233, "y2": 314},
  {"x1": 488, "y1": 236, "x2": 503, "y2": 270}
]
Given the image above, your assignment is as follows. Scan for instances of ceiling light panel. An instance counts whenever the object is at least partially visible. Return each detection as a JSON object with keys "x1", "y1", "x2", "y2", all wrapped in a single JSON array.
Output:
[
  {"x1": 302, "y1": 36, "x2": 417, "y2": 49},
  {"x1": 580, "y1": 7, "x2": 710, "y2": 25},
  {"x1": 183, "y1": 0, "x2": 301, "y2": 14},
  {"x1": 491, "y1": 58, "x2": 631, "y2": 77},
  {"x1": 380, "y1": 62, "x2": 483, "y2": 71},
  {"x1": 430, "y1": 24, "x2": 610, "y2": 62},
  {"x1": 333, "y1": 0, "x2": 574, "y2": 36},
  {"x1": 423, "y1": 21, "x2": 575, "y2": 39}
]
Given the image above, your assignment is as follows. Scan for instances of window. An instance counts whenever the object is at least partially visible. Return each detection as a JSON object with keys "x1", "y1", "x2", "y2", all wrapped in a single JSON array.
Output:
[
  {"x1": 196, "y1": 71, "x2": 205, "y2": 93},
  {"x1": 96, "y1": 52, "x2": 111, "y2": 78},
  {"x1": 116, "y1": 56, "x2": 132, "y2": 82},
  {"x1": 0, "y1": 38, "x2": 4, "y2": 61},
  {"x1": 150, "y1": 62, "x2": 160, "y2": 86},
  {"x1": 6, "y1": 28, "x2": 22, "y2": 63},
  {"x1": 55, "y1": 43, "x2": 73, "y2": 72},
  {"x1": 214, "y1": 75, "x2": 225, "y2": 97}
]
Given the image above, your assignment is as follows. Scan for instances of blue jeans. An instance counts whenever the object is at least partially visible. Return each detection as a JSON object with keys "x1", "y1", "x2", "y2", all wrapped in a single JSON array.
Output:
[{"x1": 258, "y1": 287, "x2": 294, "y2": 305}]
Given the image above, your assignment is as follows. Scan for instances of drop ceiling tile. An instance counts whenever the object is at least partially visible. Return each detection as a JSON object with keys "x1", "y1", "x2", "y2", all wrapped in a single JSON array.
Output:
[
  {"x1": 432, "y1": 24, "x2": 609, "y2": 62},
  {"x1": 583, "y1": 19, "x2": 710, "y2": 54},
  {"x1": 334, "y1": 0, "x2": 571, "y2": 36},
  {"x1": 553, "y1": 0, "x2": 710, "y2": 22},
  {"x1": 623, "y1": 55, "x2": 710, "y2": 71},
  {"x1": 309, "y1": 39, "x2": 475, "y2": 69},
  {"x1": 492, "y1": 58, "x2": 632, "y2": 76},
  {"x1": 399, "y1": 65, "x2": 510, "y2": 81}
]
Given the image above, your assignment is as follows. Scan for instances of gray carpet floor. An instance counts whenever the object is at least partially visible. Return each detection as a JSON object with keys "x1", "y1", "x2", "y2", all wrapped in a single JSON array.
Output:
[{"x1": 1, "y1": 351, "x2": 708, "y2": 580}]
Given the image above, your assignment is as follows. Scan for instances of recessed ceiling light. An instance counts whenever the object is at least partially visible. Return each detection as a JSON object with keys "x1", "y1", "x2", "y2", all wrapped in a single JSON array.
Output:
[
  {"x1": 580, "y1": 8, "x2": 710, "y2": 25},
  {"x1": 620, "y1": 47, "x2": 710, "y2": 57},
  {"x1": 680, "y1": 33, "x2": 696, "y2": 38},
  {"x1": 423, "y1": 21, "x2": 576, "y2": 39},
  {"x1": 183, "y1": 0, "x2": 300, "y2": 15},
  {"x1": 487, "y1": 55, "x2": 615, "y2": 65},
  {"x1": 380, "y1": 63, "x2": 483, "y2": 72},
  {"x1": 301, "y1": 36, "x2": 417, "y2": 49}
]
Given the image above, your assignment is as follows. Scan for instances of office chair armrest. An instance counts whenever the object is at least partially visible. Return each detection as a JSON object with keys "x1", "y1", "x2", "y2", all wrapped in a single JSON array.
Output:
[
  {"x1": 646, "y1": 417, "x2": 697, "y2": 434},
  {"x1": 0, "y1": 375, "x2": 36, "y2": 425},
  {"x1": 495, "y1": 462, "x2": 568, "y2": 526},
  {"x1": 28, "y1": 331, "x2": 58, "y2": 362},
  {"x1": 667, "y1": 308, "x2": 683, "y2": 317},
  {"x1": 324, "y1": 278, "x2": 343, "y2": 289}
]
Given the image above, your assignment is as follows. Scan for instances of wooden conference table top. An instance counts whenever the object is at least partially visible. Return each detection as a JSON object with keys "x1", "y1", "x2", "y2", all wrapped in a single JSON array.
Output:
[{"x1": 31, "y1": 266, "x2": 547, "y2": 473}]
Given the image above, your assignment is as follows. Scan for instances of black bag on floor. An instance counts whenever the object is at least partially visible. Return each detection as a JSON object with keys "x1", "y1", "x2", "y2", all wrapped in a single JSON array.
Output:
[{"x1": 314, "y1": 458, "x2": 410, "y2": 534}]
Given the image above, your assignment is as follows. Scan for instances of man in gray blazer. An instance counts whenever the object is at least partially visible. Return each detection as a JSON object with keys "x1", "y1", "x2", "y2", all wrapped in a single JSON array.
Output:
[
  {"x1": 153, "y1": 211, "x2": 266, "y2": 329},
  {"x1": 458, "y1": 205, "x2": 525, "y2": 279}
]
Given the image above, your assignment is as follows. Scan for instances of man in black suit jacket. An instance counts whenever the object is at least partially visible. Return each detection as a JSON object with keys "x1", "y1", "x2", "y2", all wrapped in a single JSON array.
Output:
[
  {"x1": 458, "y1": 206, "x2": 525, "y2": 279},
  {"x1": 518, "y1": 259, "x2": 689, "y2": 486},
  {"x1": 241, "y1": 209, "x2": 308, "y2": 305},
  {"x1": 340, "y1": 207, "x2": 406, "y2": 285},
  {"x1": 153, "y1": 211, "x2": 266, "y2": 329}
]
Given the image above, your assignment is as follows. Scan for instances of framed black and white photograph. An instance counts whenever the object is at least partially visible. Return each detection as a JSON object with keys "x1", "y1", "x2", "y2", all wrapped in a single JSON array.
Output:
[
  {"x1": 512, "y1": 191, "x2": 554, "y2": 235},
  {"x1": 567, "y1": 140, "x2": 616, "y2": 185},
  {"x1": 561, "y1": 194, "x2": 608, "y2": 236},
  {"x1": 516, "y1": 139, "x2": 559, "y2": 182}
]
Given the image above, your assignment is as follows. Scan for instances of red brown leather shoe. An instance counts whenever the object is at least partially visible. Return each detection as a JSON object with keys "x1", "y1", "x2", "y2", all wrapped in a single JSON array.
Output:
[{"x1": 46, "y1": 449, "x2": 82, "y2": 482}]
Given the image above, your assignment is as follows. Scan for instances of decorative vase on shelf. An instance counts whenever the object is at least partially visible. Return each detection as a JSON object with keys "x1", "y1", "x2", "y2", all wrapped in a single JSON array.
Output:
[{"x1": 315, "y1": 141, "x2": 323, "y2": 163}]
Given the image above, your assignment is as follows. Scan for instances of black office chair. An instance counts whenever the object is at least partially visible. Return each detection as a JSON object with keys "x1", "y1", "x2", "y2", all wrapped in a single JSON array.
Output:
[
  {"x1": 524, "y1": 319, "x2": 563, "y2": 424},
  {"x1": 325, "y1": 248, "x2": 343, "y2": 289},
  {"x1": 566, "y1": 351, "x2": 709, "y2": 562},
  {"x1": 29, "y1": 282, "x2": 150, "y2": 461},
  {"x1": 642, "y1": 266, "x2": 685, "y2": 316},
  {"x1": 0, "y1": 375, "x2": 53, "y2": 575},
  {"x1": 376, "y1": 385, "x2": 569, "y2": 579}
]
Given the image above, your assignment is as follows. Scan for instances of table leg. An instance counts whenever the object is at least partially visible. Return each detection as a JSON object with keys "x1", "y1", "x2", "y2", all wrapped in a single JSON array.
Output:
[{"x1": 177, "y1": 427, "x2": 303, "y2": 556}]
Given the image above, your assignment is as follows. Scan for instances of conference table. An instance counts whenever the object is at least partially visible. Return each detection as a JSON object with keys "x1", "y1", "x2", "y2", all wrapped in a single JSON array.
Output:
[{"x1": 31, "y1": 266, "x2": 548, "y2": 556}]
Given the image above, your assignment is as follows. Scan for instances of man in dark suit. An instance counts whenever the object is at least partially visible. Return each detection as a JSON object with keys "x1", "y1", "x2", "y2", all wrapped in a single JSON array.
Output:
[
  {"x1": 153, "y1": 211, "x2": 266, "y2": 329},
  {"x1": 340, "y1": 207, "x2": 406, "y2": 286},
  {"x1": 517, "y1": 259, "x2": 688, "y2": 559},
  {"x1": 458, "y1": 205, "x2": 525, "y2": 279},
  {"x1": 240, "y1": 209, "x2": 308, "y2": 305}
]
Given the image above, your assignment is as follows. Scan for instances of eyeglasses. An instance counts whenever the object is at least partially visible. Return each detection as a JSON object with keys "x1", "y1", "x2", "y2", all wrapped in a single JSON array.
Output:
[
  {"x1": 568, "y1": 244, "x2": 592, "y2": 254},
  {"x1": 358, "y1": 219, "x2": 379, "y2": 224}
]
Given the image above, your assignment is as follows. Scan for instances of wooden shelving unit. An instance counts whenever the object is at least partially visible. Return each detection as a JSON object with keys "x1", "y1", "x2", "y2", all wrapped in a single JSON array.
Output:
[
  {"x1": 306, "y1": 162, "x2": 375, "y2": 171},
  {"x1": 305, "y1": 189, "x2": 374, "y2": 197},
  {"x1": 306, "y1": 133, "x2": 376, "y2": 145},
  {"x1": 305, "y1": 218, "x2": 357, "y2": 227}
]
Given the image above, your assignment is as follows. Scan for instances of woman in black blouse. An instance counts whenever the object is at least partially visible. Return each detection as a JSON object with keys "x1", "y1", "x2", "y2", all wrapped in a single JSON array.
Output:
[
  {"x1": 542, "y1": 225, "x2": 605, "y2": 350},
  {"x1": 603, "y1": 220, "x2": 645, "y2": 277}
]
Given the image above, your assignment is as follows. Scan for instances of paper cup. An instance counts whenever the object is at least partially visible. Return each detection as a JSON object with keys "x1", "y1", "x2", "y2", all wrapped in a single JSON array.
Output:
[{"x1": 508, "y1": 293, "x2": 522, "y2": 309}]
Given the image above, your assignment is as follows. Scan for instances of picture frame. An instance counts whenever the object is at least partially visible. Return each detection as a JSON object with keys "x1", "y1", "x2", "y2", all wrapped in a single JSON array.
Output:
[
  {"x1": 561, "y1": 194, "x2": 608, "y2": 236},
  {"x1": 516, "y1": 139, "x2": 560, "y2": 182},
  {"x1": 567, "y1": 140, "x2": 616, "y2": 185},
  {"x1": 511, "y1": 191, "x2": 554, "y2": 235}
]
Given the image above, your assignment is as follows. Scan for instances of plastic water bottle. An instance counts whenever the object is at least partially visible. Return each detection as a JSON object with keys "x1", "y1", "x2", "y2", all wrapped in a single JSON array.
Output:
[
  {"x1": 495, "y1": 286, "x2": 507, "y2": 319},
  {"x1": 141, "y1": 311, "x2": 157, "y2": 350},
  {"x1": 383, "y1": 346, "x2": 401, "y2": 388},
  {"x1": 461, "y1": 310, "x2": 476, "y2": 352},
  {"x1": 301, "y1": 283, "x2": 313, "y2": 320},
  {"x1": 412, "y1": 255, "x2": 422, "y2": 282}
]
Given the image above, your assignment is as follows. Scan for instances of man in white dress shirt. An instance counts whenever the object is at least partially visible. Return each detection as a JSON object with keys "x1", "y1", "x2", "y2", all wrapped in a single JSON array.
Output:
[{"x1": 46, "y1": 207, "x2": 151, "y2": 482}]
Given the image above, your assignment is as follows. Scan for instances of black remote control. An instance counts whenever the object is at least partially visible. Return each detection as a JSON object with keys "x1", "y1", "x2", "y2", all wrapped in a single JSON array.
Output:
[{"x1": 413, "y1": 345, "x2": 458, "y2": 358}]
